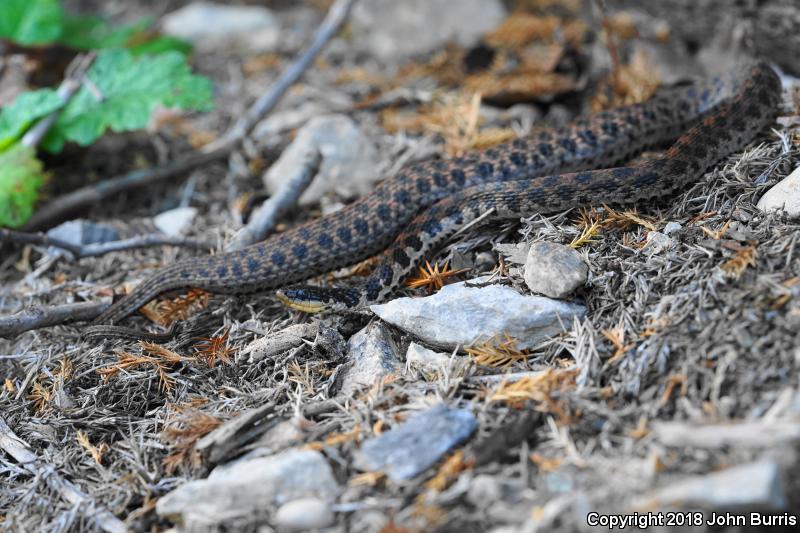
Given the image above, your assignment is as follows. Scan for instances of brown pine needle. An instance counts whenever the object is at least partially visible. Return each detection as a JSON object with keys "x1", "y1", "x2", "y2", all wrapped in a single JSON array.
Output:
[
  {"x1": 194, "y1": 329, "x2": 235, "y2": 367},
  {"x1": 602, "y1": 204, "x2": 658, "y2": 231},
  {"x1": 306, "y1": 424, "x2": 362, "y2": 451},
  {"x1": 140, "y1": 288, "x2": 210, "y2": 325},
  {"x1": 288, "y1": 360, "x2": 316, "y2": 395},
  {"x1": 701, "y1": 219, "x2": 732, "y2": 240},
  {"x1": 349, "y1": 471, "x2": 386, "y2": 487},
  {"x1": 490, "y1": 367, "x2": 578, "y2": 421},
  {"x1": 162, "y1": 409, "x2": 223, "y2": 474},
  {"x1": 424, "y1": 450, "x2": 473, "y2": 492},
  {"x1": 602, "y1": 323, "x2": 635, "y2": 363},
  {"x1": 570, "y1": 209, "x2": 603, "y2": 248},
  {"x1": 720, "y1": 245, "x2": 757, "y2": 278},
  {"x1": 97, "y1": 344, "x2": 195, "y2": 393},
  {"x1": 27, "y1": 380, "x2": 53, "y2": 413},
  {"x1": 76, "y1": 430, "x2": 109, "y2": 465},
  {"x1": 529, "y1": 452, "x2": 563, "y2": 472},
  {"x1": 465, "y1": 334, "x2": 529, "y2": 368},
  {"x1": 406, "y1": 259, "x2": 470, "y2": 294},
  {"x1": 659, "y1": 373, "x2": 688, "y2": 407}
]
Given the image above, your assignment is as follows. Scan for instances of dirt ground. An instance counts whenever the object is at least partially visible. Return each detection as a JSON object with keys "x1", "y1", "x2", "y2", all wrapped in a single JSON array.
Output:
[{"x1": 2, "y1": 0, "x2": 800, "y2": 531}]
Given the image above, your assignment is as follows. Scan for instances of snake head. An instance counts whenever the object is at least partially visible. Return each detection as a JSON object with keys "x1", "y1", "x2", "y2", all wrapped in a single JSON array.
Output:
[{"x1": 276, "y1": 286, "x2": 361, "y2": 313}]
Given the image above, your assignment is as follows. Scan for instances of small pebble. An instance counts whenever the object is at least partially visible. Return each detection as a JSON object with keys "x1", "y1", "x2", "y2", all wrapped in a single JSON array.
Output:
[
  {"x1": 523, "y1": 242, "x2": 588, "y2": 299},
  {"x1": 756, "y1": 166, "x2": 800, "y2": 218},
  {"x1": 274, "y1": 498, "x2": 334, "y2": 531}
]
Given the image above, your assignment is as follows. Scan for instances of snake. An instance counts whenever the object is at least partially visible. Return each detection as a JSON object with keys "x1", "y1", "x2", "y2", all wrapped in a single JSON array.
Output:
[{"x1": 87, "y1": 61, "x2": 780, "y2": 337}]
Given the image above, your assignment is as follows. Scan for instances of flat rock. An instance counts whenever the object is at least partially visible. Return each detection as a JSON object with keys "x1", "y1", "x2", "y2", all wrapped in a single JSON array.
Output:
[
  {"x1": 523, "y1": 242, "x2": 588, "y2": 299},
  {"x1": 371, "y1": 278, "x2": 585, "y2": 350},
  {"x1": 637, "y1": 459, "x2": 786, "y2": 511},
  {"x1": 351, "y1": 0, "x2": 506, "y2": 61},
  {"x1": 156, "y1": 449, "x2": 340, "y2": 526},
  {"x1": 757, "y1": 166, "x2": 800, "y2": 218},
  {"x1": 353, "y1": 404, "x2": 477, "y2": 481},
  {"x1": 161, "y1": 2, "x2": 279, "y2": 52},
  {"x1": 264, "y1": 114, "x2": 379, "y2": 205},
  {"x1": 339, "y1": 322, "x2": 402, "y2": 394},
  {"x1": 153, "y1": 207, "x2": 197, "y2": 236}
]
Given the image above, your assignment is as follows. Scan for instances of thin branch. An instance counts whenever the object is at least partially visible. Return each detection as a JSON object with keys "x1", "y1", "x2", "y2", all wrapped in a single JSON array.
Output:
[
  {"x1": 0, "y1": 301, "x2": 106, "y2": 338},
  {"x1": 21, "y1": 53, "x2": 96, "y2": 148},
  {"x1": 24, "y1": 0, "x2": 356, "y2": 231},
  {"x1": 0, "y1": 416, "x2": 127, "y2": 533},
  {"x1": 207, "y1": 0, "x2": 357, "y2": 151},
  {"x1": 22, "y1": 147, "x2": 231, "y2": 230},
  {"x1": 226, "y1": 149, "x2": 321, "y2": 251},
  {"x1": 75, "y1": 234, "x2": 211, "y2": 258},
  {"x1": 1, "y1": 228, "x2": 210, "y2": 259},
  {"x1": 0, "y1": 228, "x2": 83, "y2": 256}
]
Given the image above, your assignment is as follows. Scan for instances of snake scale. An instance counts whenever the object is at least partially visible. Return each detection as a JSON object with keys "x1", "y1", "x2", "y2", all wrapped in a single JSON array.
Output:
[{"x1": 88, "y1": 61, "x2": 780, "y2": 336}]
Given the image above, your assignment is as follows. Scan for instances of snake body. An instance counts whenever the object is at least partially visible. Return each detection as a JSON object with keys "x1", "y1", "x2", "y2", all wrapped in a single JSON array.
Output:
[{"x1": 90, "y1": 61, "x2": 780, "y2": 330}]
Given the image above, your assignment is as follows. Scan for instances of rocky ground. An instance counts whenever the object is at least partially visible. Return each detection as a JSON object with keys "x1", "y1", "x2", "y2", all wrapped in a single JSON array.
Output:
[{"x1": 1, "y1": 0, "x2": 800, "y2": 531}]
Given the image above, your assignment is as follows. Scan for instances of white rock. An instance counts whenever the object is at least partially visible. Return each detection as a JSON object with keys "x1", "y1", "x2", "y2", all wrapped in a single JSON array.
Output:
[
  {"x1": 264, "y1": 115, "x2": 379, "y2": 205},
  {"x1": 153, "y1": 207, "x2": 198, "y2": 236},
  {"x1": 340, "y1": 322, "x2": 403, "y2": 394},
  {"x1": 371, "y1": 278, "x2": 586, "y2": 350},
  {"x1": 156, "y1": 449, "x2": 340, "y2": 526},
  {"x1": 405, "y1": 342, "x2": 470, "y2": 380},
  {"x1": 637, "y1": 459, "x2": 785, "y2": 510},
  {"x1": 274, "y1": 498, "x2": 334, "y2": 531},
  {"x1": 161, "y1": 2, "x2": 279, "y2": 52},
  {"x1": 643, "y1": 231, "x2": 675, "y2": 254},
  {"x1": 351, "y1": 0, "x2": 506, "y2": 61},
  {"x1": 663, "y1": 221, "x2": 682, "y2": 235},
  {"x1": 757, "y1": 166, "x2": 800, "y2": 218},
  {"x1": 523, "y1": 242, "x2": 588, "y2": 299}
]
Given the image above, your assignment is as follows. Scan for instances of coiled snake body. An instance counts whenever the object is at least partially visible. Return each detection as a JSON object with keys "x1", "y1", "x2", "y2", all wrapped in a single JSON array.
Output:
[{"x1": 89, "y1": 61, "x2": 780, "y2": 332}]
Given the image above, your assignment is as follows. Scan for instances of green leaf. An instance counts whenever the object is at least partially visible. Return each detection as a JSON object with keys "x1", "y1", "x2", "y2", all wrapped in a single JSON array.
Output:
[
  {"x1": 0, "y1": 89, "x2": 63, "y2": 151},
  {"x1": 129, "y1": 36, "x2": 193, "y2": 57},
  {"x1": 60, "y1": 15, "x2": 192, "y2": 55},
  {"x1": 42, "y1": 49, "x2": 213, "y2": 152},
  {"x1": 0, "y1": 0, "x2": 63, "y2": 45},
  {"x1": 0, "y1": 144, "x2": 45, "y2": 228},
  {"x1": 60, "y1": 15, "x2": 148, "y2": 50}
]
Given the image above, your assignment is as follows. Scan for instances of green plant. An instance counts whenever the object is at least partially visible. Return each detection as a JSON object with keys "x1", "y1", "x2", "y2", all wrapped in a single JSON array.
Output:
[{"x1": 0, "y1": 0, "x2": 213, "y2": 228}]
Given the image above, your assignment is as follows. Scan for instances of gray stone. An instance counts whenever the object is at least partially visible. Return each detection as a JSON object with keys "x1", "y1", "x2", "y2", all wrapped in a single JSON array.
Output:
[
  {"x1": 353, "y1": 404, "x2": 477, "y2": 481},
  {"x1": 466, "y1": 474, "x2": 502, "y2": 507},
  {"x1": 264, "y1": 115, "x2": 379, "y2": 205},
  {"x1": 47, "y1": 220, "x2": 119, "y2": 246},
  {"x1": 153, "y1": 207, "x2": 197, "y2": 236},
  {"x1": 156, "y1": 449, "x2": 340, "y2": 526},
  {"x1": 274, "y1": 498, "x2": 334, "y2": 531},
  {"x1": 637, "y1": 459, "x2": 786, "y2": 510},
  {"x1": 663, "y1": 221, "x2": 683, "y2": 235},
  {"x1": 757, "y1": 166, "x2": 800, "y2": 218},
  {"x1": 161, "y1": 2, "x2": 279, "y2": 52},
  {"x1": 642, "y1": 231, "x2": 675, "y2": 254},
  {"x1": 351, "y1": 0, "x2": 506, "y2": 61},
  {"x1": 523, "y1": 242, "x2": 588, "y2": 299},
  {"x1": 372, "y1": 278, "x2": 585, "y2": 350},
  {"x1": 405, "y1": 342, "x2": 470, "y2": 380},
  {"x1": 340, "y1": 322, "x2": 403, "y2": 394},
  {"x1": 652, "y1": 421, "x2": 800, "y2": 448}
]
